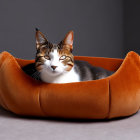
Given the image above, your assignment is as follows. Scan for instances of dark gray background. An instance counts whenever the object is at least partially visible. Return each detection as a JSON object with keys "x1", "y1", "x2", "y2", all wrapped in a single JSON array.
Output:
[
  {"x1": 124, "y1": 0, "x2": 140, "y2": 57},
  {"x1": 0, "y1": 0, "x2": 138, "y2": 59}
]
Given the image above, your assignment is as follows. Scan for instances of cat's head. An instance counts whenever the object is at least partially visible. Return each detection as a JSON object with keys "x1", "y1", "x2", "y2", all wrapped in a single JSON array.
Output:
[{"x1": 35, "y1": 28, "x2": 74, "y2": 76}]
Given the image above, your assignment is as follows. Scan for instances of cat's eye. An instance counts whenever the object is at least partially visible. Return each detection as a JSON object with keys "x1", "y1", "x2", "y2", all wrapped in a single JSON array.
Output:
[
  {"x1": 59, "y1": 55, "x2": 66, "y2": 60},
  {"x1": 66, "y1": 56, "x2": 71, "y2": 60},
  {"x1": 65, "y1": 56, "x2": 72, "y2": 62},
  {"x1": 44, "y1": 55, "x2": 50, "y2": 60}
]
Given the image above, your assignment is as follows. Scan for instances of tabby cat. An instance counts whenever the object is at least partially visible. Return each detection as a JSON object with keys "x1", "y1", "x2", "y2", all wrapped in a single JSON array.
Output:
[{"x1": 22, "y1": 29, "x2": 113, "y2": 83}]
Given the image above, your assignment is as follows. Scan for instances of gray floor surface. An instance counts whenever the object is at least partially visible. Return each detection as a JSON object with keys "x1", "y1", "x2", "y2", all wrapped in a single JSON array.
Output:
[{"x1": 0, "y1": 107, "x2": 139, "y2": 140}]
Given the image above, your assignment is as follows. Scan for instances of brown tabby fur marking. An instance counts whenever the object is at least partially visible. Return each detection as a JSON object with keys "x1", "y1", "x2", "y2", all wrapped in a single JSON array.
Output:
[{"x1": 35, "y1": 30, "x2": 74, "y2": 72}]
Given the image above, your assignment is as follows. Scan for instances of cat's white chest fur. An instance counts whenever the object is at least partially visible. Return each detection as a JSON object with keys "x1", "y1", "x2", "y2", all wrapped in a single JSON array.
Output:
[{"x1": 40, "y1": 68, "x2": 80, "y2": 83}]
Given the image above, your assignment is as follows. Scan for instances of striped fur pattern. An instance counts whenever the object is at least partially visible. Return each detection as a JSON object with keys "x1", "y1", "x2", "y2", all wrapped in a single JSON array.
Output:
[{"x1": 22, "y1": 29, "x2": 113, "y2": 83}]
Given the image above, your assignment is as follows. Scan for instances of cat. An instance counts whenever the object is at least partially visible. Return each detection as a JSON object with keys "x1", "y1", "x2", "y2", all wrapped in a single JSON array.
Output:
[{"x1": 22, "y1": 28, "x2": 113, "y2": 83}]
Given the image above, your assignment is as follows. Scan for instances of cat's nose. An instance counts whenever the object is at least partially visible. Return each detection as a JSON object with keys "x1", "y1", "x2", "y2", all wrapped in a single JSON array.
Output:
[{"x1": 51, "y1": 65, "x2": 57, "y2": 70}]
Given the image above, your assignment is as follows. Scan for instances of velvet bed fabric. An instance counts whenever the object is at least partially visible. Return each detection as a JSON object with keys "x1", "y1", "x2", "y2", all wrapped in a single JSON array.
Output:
[{"x1": 0, "y1": 51, "x2": 140, "y2": 119}]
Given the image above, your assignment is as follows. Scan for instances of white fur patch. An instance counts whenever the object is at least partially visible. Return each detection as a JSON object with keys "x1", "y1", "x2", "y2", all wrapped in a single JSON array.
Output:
[
  {"x1": 40, "y1": 67, "x2": 80, "y2": 83},
  {"x1": 39, "y1": 49, "x2": 80, "y2": 83}
]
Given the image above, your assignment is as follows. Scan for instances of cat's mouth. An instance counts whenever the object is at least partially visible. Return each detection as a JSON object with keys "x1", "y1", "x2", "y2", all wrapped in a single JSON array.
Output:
[
  {"x1": 52, "y1": 70, "x2": 57, "y2": 73},
  {"x1": 51, "y1": 70, "x2": 59, "y2": 74},
  {"x1": 50, "y1": 69, "x2": 63, "y2": 76}
]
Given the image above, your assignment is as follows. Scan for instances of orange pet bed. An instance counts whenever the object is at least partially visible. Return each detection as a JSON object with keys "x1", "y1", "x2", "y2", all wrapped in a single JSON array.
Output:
[{"x1": 0, "y1": 51, "x2": 140, "y2": 119}]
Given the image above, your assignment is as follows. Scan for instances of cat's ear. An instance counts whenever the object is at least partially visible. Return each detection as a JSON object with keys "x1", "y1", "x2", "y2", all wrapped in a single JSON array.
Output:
[
  {"x1": 63, "y1": 31, "x2": 74, "y2": 46},
  {"x1": 59, "y1": 31, "x2": 74, "y2": 51},
  {"x1": 35, "y1": 28, "x2": 48, "y2": 49}
]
